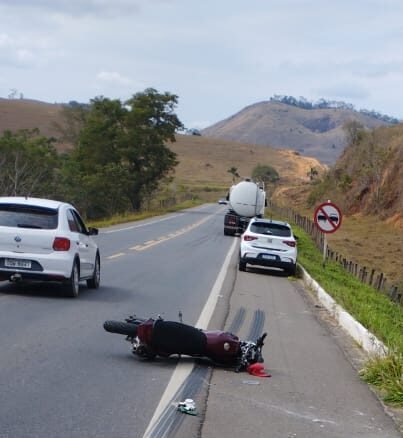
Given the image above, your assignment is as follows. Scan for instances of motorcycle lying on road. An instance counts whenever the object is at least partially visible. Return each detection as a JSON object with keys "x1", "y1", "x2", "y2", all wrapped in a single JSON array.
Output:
[{"x1": 103, "y1": 314, "x2": 267, "y2": 372}]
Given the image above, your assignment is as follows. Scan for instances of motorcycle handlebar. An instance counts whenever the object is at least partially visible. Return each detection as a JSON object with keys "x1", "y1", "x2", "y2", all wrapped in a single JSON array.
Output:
[
  {"x1": 256, "y1": 332, "x2": 267, "y2": 347},
  {"x1": 103, "y1": 320, "x2": 139, "y2": 337}
]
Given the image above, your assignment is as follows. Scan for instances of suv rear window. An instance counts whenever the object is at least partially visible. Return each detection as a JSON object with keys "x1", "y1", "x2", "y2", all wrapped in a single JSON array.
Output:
[
  {"x1": 0, "y1": 204, "x2": 58, "y2": 229},
  {"x1": 250, "y1": 222, "x2": 291, "y2": 237}
]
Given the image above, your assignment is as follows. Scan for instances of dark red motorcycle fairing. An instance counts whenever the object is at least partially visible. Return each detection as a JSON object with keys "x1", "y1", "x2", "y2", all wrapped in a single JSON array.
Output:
[
  {"x1": 204, "y1": 331, "x2": 240, "y2": 363},
  {"x1": 136, "y1": 318, "x2": 154, "y2": 344}
]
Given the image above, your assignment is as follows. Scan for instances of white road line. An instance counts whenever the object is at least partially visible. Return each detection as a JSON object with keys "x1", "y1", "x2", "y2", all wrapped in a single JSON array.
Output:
[
  {"x1": 101, "y1": 214, "x2": 183, "y2": 234},
  {"x1": 142, "y1": 237, "x2": 238, "y2": 438},
  {"x1": 101, "y1": 204, "x2": 214, "y2": 234}
]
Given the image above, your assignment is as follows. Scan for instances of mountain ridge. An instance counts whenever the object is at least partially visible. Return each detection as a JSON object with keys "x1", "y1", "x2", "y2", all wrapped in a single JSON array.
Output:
[{"x1": 201, "y1": 100, "x2": 397, "y2": 164}]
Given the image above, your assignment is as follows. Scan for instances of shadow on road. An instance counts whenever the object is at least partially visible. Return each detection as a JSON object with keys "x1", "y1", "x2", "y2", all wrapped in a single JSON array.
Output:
[{"x1": 243, "y1": 266, "x2": 291, "y2": 278}]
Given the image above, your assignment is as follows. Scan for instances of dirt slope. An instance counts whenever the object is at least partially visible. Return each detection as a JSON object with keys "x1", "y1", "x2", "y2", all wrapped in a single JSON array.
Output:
[
  {"x1": 169, "y1": 134, "x2": 326, "y2": 188},
  {"x1": 0, "y1": 98, "x2": 64, "y2": 138}
]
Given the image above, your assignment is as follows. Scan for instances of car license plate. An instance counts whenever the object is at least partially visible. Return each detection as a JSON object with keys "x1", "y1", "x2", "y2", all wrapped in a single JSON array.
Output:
[
  {"x1": 266, "y1": 238, "x2": 272, "y2": 243},
  {"x1": 262, "y1": 254, "x2": 276, "y2": 260},
  {"x1": 5, "y1": 258, "x2": 31, "y2": 269}
]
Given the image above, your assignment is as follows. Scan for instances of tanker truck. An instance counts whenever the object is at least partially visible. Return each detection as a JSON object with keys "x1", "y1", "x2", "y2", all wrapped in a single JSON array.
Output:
[{"x1": 223, "y1": 179, "x2": 266, "y2": 236}]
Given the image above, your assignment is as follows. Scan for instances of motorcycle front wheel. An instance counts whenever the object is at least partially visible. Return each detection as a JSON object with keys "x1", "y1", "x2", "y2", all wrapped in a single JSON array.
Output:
[{"x1": 103, "y1": 320, "x2": 139, "y2": 337}]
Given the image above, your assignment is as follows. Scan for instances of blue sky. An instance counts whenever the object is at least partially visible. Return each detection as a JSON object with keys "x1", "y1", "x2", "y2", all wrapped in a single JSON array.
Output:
[{"x1": 1, "y1": 0, "x2": 402, "y2": 128}]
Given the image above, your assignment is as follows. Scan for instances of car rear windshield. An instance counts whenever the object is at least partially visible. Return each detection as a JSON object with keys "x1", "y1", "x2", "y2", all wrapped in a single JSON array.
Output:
[
  {"x1": 250, "y1": 222, "x2": 291, "y2": 237},
  {"x1": 0, "y1": 204, "x2": 58, "y2": 229}
]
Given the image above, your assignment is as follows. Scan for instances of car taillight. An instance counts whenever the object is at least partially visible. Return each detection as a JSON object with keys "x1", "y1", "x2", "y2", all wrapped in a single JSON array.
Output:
[
  {"x1": 283, "y1": 240, "x2": 296, "y2": 247},
  {"x1": 53, "y1": 237, "x2": 71, "y2": 251},
  {"x1": 243, "y1": 235, "x2": 258, "y2": 241}
]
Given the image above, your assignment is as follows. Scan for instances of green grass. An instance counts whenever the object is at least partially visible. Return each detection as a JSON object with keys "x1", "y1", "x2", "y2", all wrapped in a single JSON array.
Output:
[
  {"x1": 359, "y1": 354, "x2": 403, "y2": 406},
  {"x1": 293, "y1": 224, "x2": 403, "y2": 406}
]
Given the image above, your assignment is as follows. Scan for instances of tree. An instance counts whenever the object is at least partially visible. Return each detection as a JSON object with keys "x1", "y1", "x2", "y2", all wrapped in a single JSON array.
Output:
[
  {"x1": 307, "y1": 167, "x2": 319, "y2": 181},
  {"x1": 343, "y1": 121, "x2": 365, "y2": 146},
  {"x1": 0, "y1": 129, "x2": 59, "y2": 197},
  {"x1": 62, "y1": 88, "x2": 183, "y2": 217},
  {"x1": 53, "y1": 102, "x2": 89, "y2": 146},
  {"x1": 252, "y1": 164, "x2": 279, "y2": 184},
  {"x1": 356, "y1": 132, "x2": 390, "y2": 204},
  {"x1": 227, "y1": 167, "x2": 240, "y2": 182},
  {"x1": 122, "y1": 89, "x2": 182, "y2": 210}
]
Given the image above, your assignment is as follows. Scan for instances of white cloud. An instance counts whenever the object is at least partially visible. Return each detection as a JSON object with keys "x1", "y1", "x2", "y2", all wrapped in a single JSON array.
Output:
[
  {"x1": 0, "y1": 33, "x2": 13, "y2": 48},
  {"x1": 1, "y1": 0, "x2": 403, "y2": 124},
  {"x1": 315, "y1": 83, "x2": 371, "y2": 101},
  {"x1": 0, "y1": 0, "x2": 141, "y2": 18},
  {"x1": 16, "y1": 49, "x2": 35, "y2": 64}
]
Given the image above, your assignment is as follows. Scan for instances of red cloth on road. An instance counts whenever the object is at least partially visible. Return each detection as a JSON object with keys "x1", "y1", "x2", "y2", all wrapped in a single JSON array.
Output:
[{"x1": 247, "y1": 363, "x2": 271, "y2": 377}]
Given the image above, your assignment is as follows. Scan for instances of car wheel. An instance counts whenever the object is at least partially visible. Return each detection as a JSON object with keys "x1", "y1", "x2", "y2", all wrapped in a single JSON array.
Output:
[
  {"x1": 239, "y1": 259, "x2": 247, "y2": 271},
  {"x1": 87, "y1": 254, "x2": 100, "y2": 289},
  {"x1": 65, "y1": 260, "x2": 80, "y2": 297}
]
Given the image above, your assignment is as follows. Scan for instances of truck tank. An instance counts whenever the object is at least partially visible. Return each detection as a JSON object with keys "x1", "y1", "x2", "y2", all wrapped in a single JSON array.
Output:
[
  {"x1": 224, "y1": 180, "x2": 266, "y2": 235},
  {"x1": 228, "y1": 180, "x2": 265, "y2": 217}
]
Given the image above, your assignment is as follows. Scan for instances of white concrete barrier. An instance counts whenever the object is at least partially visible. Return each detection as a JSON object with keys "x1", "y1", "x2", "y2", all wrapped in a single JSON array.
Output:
[{"x1": 300, "y1": 266, "x2": 387, "y2": 357}]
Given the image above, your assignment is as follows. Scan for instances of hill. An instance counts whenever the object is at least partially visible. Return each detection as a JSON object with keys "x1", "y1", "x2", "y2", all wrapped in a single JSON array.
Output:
[
  {"x1": 0, "y1": 98, "x2": 64, "y2": 138},
  {"x1": 201, "y1": 100, "x2": 396, "y2": 164},
  {"x1": 168, "y1": 134, "x2": 326, "y2": 190}
]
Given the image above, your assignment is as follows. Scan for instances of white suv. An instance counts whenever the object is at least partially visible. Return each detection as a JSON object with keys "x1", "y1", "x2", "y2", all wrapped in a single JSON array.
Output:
[
  {"x1": 0, "y1": 197, "x2": 100, "y2": 297},
  {"x1": 239, "y1": 218, "x2": 297, "y2": 275}
]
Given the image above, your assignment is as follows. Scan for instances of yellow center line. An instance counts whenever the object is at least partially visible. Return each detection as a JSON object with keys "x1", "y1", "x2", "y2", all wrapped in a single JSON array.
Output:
[
  {"x1": 130, "y1": 245, "x2": 144, "y2": 251},
  {"x1": 132, "y1": 216, "x2": 211, "y2": 252},
  {"x1": 105, "y1": 215, "x2": 213, "y2": 258},
  {"x1": 106, "y1": 252, "x2": 126, "y2": 259}
]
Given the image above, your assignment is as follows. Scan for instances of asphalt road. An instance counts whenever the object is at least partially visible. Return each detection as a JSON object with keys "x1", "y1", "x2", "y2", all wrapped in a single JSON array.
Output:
[
  {"x1": 0, "y1": 204, "x2": 400, "y2": 438},
  {"x1": 0, "y1": 204, "x2": 232, "y2": 438}
]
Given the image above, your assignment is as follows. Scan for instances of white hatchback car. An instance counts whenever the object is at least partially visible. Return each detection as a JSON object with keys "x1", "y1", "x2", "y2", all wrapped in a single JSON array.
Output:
[
  {"x1": 239, "y1": 218, "x2": 297, "y2": 275},
  {"x1": 0, "y1": 197, "x2": 100, "y2": 297}
]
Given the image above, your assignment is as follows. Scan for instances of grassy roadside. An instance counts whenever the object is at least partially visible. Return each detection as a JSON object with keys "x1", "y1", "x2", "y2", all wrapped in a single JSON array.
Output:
[
  {"x1": 293, "y1": 224, "x2": 403, "y2": 407},
  {"x1": 87, "y1": 199, "x2": 204, "y2": 228}
]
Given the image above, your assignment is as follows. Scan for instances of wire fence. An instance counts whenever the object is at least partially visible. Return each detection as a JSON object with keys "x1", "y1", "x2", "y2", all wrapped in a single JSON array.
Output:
[{"x1": 269, "y1": 203, "x2": 402, "y2": 305}]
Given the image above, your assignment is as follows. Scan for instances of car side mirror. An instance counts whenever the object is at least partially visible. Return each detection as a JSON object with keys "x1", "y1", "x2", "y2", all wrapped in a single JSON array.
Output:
[{"x1": 88, "y1": 227, "x2": 99, "y2": 236}]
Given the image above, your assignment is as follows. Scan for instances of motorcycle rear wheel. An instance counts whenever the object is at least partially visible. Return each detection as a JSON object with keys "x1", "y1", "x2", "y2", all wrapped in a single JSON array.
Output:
[{"x1": 103, "y1": 320, "x2": 138, "y2": 337}]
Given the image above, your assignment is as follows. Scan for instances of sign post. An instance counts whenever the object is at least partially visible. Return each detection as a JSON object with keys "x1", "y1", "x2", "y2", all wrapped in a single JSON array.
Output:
[{"x1": 314, "y1": 201, "x2": 342, "y2": 266}]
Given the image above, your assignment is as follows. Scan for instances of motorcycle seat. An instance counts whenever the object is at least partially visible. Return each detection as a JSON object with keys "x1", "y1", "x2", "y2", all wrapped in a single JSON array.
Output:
[{"x1": 151, "y1": 320, "x2": 207, "y2": 356}]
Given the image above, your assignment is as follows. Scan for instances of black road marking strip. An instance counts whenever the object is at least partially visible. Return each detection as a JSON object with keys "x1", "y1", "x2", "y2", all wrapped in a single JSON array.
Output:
[
  {"x1": 247, "y1": 309, "x2": 265, "y2": 342},
  {"x1": 227, "y1": 307, "x2": 246, "y2": 334},
  {"x1": 145, "y1": 364, "x2": 209, "y2": 438}
]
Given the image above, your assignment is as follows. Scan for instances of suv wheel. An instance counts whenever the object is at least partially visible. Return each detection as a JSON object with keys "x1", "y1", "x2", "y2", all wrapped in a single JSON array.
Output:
[
  {"x1": 287, "y1": 263, "x2": 297, "y2": 276},
  {"x1": 239, "y1": 259, "x2": 247, "y2": 272}
]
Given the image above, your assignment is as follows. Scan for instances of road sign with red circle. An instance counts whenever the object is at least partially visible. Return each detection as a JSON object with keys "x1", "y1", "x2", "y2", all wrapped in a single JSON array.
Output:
[{"x1": 314, "y1": 201, "x2": 342, "y2": 233}]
